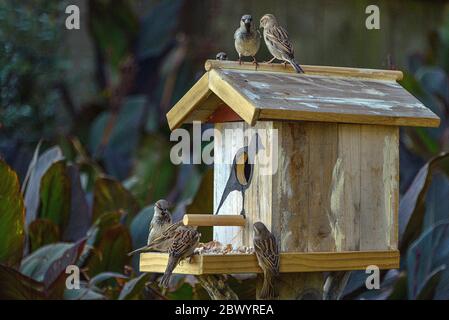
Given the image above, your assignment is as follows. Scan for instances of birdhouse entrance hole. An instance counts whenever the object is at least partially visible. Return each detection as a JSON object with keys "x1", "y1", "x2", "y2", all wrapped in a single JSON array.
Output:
[{"x1": 235, "y1": 151, "x2": 252, "y2": 186}]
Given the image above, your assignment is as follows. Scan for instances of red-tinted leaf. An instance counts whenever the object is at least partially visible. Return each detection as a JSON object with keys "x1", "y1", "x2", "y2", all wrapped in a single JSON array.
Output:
[
  {"x1": 85, "y1": 224, "x2": 132, "y2": 277},
  {"x1": 29, "y1": 219, "x2": 60, "y2": 252},
  {"x1": 0, "y1": 264, "x2": 45, "y2": 300},
  {"x1": 20, "y1": 240, "x2": 86, "y2": 290},
  {"x1": 92, "y1": 177, "x2": 140, "y2": 224}
]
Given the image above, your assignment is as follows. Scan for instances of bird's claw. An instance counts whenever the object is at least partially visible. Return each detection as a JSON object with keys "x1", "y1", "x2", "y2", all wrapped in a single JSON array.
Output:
[{"x1": 252, "y1": 57, "x2": 259, "y2": 70}]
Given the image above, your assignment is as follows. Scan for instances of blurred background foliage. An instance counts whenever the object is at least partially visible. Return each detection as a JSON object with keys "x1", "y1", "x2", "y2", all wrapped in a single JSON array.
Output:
[{"x1": 1, "y1": 0, "x2": 449, "y2": 300}]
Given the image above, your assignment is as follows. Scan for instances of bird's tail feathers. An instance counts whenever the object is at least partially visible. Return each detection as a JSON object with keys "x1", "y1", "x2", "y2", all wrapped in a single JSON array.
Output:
[
  {"x1": 259, "y1": 271, "x2": 277, "y2": 299},
  {"x1": 127, "y1": 246, "x2": 146, "y2": 256},
  {"x1": 159, "y1": 257, "x2": 179, "y2": 288},
  {"x1": 288, "y1": 59, "x2": 304, "y2": 73}
]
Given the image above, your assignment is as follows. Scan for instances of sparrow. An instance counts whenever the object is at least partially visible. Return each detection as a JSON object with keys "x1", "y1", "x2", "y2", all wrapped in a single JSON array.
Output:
[
  {"x1": 147, "y1": 199, "x2": 172, "y2": 245},
  {"x1": 234, "y1": 14, "x2": 261, "y2": 66},
  {"x1": 127, "y1": 220, "x2": 184, "y2": 256},
  {"x1": 216, "y1": 52, "x2": 228, "y2": 61},
  {"x1": 253, "y1": 222, "x2": 280, "y2": 300},
  {"x1": 259, "y1": 14, "x2": 304, "y2": 73},
  {"x1": 215, "y1": 133, "x2": 264, "y2": 217},
  {"x1": 159, "y1": 226, "x2": 201, "y2": 288}
]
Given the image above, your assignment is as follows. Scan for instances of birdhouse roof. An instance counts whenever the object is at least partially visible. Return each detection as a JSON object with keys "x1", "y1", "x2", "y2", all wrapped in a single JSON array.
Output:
[{"x1": 166, "y1": 60, "x2": 440, "y2": 130}]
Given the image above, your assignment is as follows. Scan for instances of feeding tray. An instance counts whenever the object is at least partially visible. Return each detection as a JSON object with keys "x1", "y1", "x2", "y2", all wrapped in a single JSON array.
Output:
[{"x1": 139, "y1": 250, "x2": 399, "y2": 275}]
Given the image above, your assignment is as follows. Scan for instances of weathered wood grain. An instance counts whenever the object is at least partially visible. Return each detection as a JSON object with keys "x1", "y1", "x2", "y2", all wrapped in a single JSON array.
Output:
[
  {"x1": 213, "y1": 122, "x2": 246, "y2": 247},
  {"x1": 360, "y1": 125, "x2": 399, "y2": 250},
  {"x1": 218, "y1": 69, "x2": 439, "y2": 128},
  {"x1": 307, "y1": 123, "x2": 338, "y2": 253},
  {"x1": 335, "y1": 124, "x2": 361, "y2": 251},
  {"x1": 213, "y1": 121, "x2": 274, "y2": 247},
  {"x1": 204, "y1": 60, "x2": 404, "y2": 81},
  {"x1": 209, "y1": 69, "x2": 259, "y2": 126},
  {"x1": 166, "y1": 72, "x2": 211, "y2": 130},
  {"x1": 139, "y1": 251, "x2": 400, "y2": 274},
  {"x1": 166, "y1": 63, "x2": 439, "y2": 131}
]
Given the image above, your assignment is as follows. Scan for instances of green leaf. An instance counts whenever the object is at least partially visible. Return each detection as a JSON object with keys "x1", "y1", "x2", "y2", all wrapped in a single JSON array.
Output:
[
  {"x1": 0, "y1": 159, "x2": 25, "y2": 268},
  {"x1": 126, "y1": 134, "x2": 177, "y2": 206},
  {"x1": 85, "y1": 224, "x2": 132, "y2": 277},
  {"x1": 20, "y1": 240, "x2": 86, "y2": 289},
  {"x1": 92, "y1": 177, "x2": 140, "y2": 224},
  {"x1": 407, "y1": 221, "x2": 449, "y2": 299},
  {"x1": 63, "y1": 281, "x2": 106, "y2": 300},
  {"x1": 29, "y1": 219, "x2": 60, "y2": 252},
  {"x1": 399, "y1": 152, "x2": 449, "y2": 250},
  {"x1": 387, "y1": 272, "x2": 408, "y2": 300},
  {"x1": 118, "y1": 273, "x2": 151, "y2": 300},
  {"x1": 137, "y1": 0, "x2": 183, "y2": 59},
  {"x1": 89, "y1": 272, "x2": 128, "y2": 287},
  {"x1": 167, "y1": 282, "x2": 194, "y2": 300},
  {"x1": 39, "y1": 160, "x2": 71, "y2": 233},
  {"x1": 23, "y1": 146, "x2": 63, "y2": 228},
  {"x1": 64, "y1": 164, "x2": 91, "y2": 241},
  {"x1": 88, "y1": 0, "x2": 138, "y2": 68},
  {"x1": 416, "y1": 265, "x2": 446, "y2": 300},
  {"x1": 0, "y1": 264, "x2": 45, "y2": 299}
]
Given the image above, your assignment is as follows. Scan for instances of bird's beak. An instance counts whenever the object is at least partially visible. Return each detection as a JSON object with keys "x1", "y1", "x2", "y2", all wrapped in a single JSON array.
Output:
[{"x1": 244, "y1": 20, "x2": 251, "y2": 31}]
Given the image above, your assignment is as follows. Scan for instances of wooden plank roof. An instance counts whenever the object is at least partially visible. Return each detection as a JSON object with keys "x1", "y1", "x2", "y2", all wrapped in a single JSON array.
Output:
[{"x1": 166, "y1": 60, "x2": 440, "y2": 130}]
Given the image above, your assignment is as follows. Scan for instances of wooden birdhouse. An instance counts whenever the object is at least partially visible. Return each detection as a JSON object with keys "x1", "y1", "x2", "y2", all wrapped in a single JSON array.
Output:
[{"x1": 140, "y1": 60, "x2": 439, "y2": 297}]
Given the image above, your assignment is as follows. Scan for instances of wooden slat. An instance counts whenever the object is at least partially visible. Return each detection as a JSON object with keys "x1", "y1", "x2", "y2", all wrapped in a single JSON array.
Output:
[
  {"x1": 336, "y1": 124, "x2": 361, "y2": 251},
  {"x1": 183, "y1": 214, "x2": 246, "y2": 226},
  {"x1": 272, "y1": 122, "x2": 309, "y2": 252},
  {"x1": 307, "y1": 123, "x2": 338, "y2": 252},
  {"x1": 204, "y1": 60, "x2": 404, "y2": 81},
  {"x1": 213, "y1": 122, "x2": 246, "y2": 247},
  {"x1": 139, "y1": 250, "x2": 400, "y2": 274},
  {"x1": 360, "y1": 126, "x2": 399, "y2": 250},
  {"x1": 166, "y1": 73, "x2": 211, "y2": 130}
]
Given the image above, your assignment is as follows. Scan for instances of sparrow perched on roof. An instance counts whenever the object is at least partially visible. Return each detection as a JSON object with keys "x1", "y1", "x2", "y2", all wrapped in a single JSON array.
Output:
[
  {"x1": 159, "y1": 226, "x2": 201, "y2": 288},
  {"x1": 260, "y1": 14, "x2": 304, "y2": 73},
  {"x1": 234, "y1": 14, "x2": 261, "y2": 66},
  {"x1": 147, "y1": 199, "x2": 172, "y2": 245},
  {"x1": 127, "y1": 220, "x2": 184, "y2": 256},
  {"x1": 216, "y1": 52, "x2": 228, "y2": 61},
  {"x1": 253, "y1": 222, "x2": 280, "y2": 299}
]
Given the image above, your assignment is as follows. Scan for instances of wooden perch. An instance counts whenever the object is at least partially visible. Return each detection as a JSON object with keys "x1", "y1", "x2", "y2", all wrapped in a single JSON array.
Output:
[{"x1": 183, "y1": 214, "x2": 246, "y2": 226}]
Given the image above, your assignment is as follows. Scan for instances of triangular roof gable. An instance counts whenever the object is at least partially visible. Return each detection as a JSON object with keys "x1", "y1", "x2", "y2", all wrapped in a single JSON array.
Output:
[{"x1": 166, "y1": 60, "x2": 440, "y2": 130}]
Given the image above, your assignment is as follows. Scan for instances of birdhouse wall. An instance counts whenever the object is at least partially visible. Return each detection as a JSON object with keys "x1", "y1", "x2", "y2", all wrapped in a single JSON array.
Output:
[
  {"x1": 213, "y1": 121, "x2": 274, "y2": 247},
  {"x1": 213, "y1": 121, "x2": 399, "y2": 253}
]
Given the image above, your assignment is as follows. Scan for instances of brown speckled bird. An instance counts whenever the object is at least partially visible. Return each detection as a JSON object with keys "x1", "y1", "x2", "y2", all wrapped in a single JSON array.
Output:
[
  {"x1": 260, "y1": 14, "x2": 304, "y2": 73},
  {"x1": 159, "y1": 226, "x2": 201, "y2": 288},
  {"x1": 127, "y1": 220, "x2": 184, "y2": 256},
  {"x1": 148, "y1": 199, "x2": 172, "y2": 245},
  {"x1": 253, "y1": 222, "x2": 280, "y2": 299}
]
